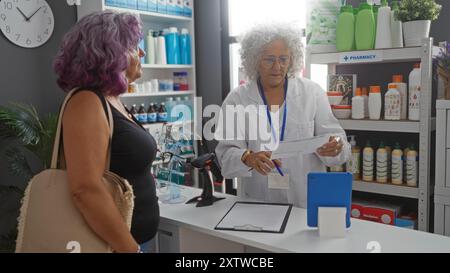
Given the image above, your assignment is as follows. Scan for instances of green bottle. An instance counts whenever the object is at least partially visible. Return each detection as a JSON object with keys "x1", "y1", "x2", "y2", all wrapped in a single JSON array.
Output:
[
  {"x1": 355, "y1": 3, "x2": 375, "y2": 50},
  {"x1": 353, "y1": 7, "x2": 359, "y2": 50},
  {"x1": 373, "y1": 5, "x2": 380, "y2": 33},
  {"x1": 336, "y1": 5, "x2": 355, "y2": 52}
]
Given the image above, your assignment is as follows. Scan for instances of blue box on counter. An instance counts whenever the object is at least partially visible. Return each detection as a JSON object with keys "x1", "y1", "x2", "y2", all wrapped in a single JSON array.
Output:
[
  {"x1": 127, "y1": 0, "x2": 137, "y2": 9},
  {"x1": 183, "y1": 0, "x2": 192, "y2": 17},
  {"x1": 166, "y1": 0, "x2": 177, "y2": 15},
  {"x1": 157, "y1": 0, "x2": 167, "y2": 13},
  {"x1": 137, "y1": 0, "x2": 147, "y2": 11},
  {"x1": 148, "y1": 0, "x2": 157, "y2": 12}
]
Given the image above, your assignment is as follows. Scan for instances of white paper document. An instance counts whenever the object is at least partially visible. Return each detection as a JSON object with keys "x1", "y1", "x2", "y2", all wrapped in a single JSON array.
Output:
[
  {"x1": 271, "y1": 135, "x2": 329, "y2": 159},
  {"x1": 216, "y1": 203, "x2": 291, "y2": 233}
]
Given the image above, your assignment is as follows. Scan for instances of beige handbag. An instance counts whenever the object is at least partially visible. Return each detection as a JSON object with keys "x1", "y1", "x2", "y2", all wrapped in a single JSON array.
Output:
[{"x1": 15, "y1": 90, "x2": 135, "y2": 253}]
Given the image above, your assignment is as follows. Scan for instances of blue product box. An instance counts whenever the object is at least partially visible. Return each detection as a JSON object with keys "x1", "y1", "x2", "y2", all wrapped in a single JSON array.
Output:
[
  {"x1": 137, "y1": 0, "x2": 147, "y2": 10},
  {"x1": 175, "y1": 0, "x2": 183, "y2": 16},
  {"x1": 127, "y1": 0, "x2": 137, "y2": 9},
  {"x1": 183, "y1": 0, "x2": 192, "y2": 17},
  {"x1": 166, "y1": 0, "x2": 177, "y2": 15},
  {"x1": 148, "y1": 0, "x2": 157, "y2": 12},
  {"x1": 157, "y1": 0, "x2": 167, "y2": 14}
]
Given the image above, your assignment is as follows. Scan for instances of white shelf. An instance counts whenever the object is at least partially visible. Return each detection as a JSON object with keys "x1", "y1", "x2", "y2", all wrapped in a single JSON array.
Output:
[
  {"x1": 309, "y1": 46, "x2": 441, "y2": 65},
  {"x1": 142, "y1": 64, "x2": 194, "y2": 69},
  {"x1": 121, "y1": 91, "x2": 195, "y2": 98},
  {"x1": 353, "y1": 181, "x2": 419, "y2": 199},
  {"x1": 105, "y1": 6, "x2": 192, "y2": 23},
  {"x1": 338, "y1": 118, "x2": 436, "y2": 133}
]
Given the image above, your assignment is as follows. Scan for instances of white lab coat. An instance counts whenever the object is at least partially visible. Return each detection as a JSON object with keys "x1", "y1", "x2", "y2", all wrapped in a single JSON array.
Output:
[{"x1": 215, "y1": 77, "x2": 351, "y2": 208}]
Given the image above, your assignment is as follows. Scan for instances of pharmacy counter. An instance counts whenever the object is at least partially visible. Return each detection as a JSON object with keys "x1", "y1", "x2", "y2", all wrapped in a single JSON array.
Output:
[{"x1": 156, "y1": 186, "x2": 450, "y2": 253}]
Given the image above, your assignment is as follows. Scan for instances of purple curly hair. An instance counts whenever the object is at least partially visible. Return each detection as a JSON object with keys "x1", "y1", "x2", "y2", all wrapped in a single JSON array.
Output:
[{"x1": 54, "y1": 11, "x2": 143, "y2": 96}]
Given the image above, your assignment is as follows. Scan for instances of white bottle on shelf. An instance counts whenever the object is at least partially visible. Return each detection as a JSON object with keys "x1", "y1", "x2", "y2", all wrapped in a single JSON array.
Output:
[
  {"x1": 346, "y1": 135, "x2": 361, "y2": 181},
  {"x1": 363, "y1": 141, "x2": 374, "y2": 182},
  {"x1": 390, "y1": 1, "x2": 404, "y2": 48},
  {"x1": 391, "y1": 143, "x2": 403, "y2": 185},
  {"x1": 368, "y1": 86, "x2": 382, "y2": 120},
  {"x1": 352, "y1": 87, "x2": 365, "y2": 120},
  {"x1": 146, "y1": 30, "x2": 156, "y2": 65},
  {"x1": 409, "y1": 63, "x2": 421, "y2": 121},
  {"x1": 384, "y1": 84, "x2": 401, "y2": 120},
  {"x1": 406, "y1": 144, "x2": 418, "y2": 187},
  {"x1": 156, "y1": 30, "x2": 167, "y2": 65},
  {"x1": 362, "y1": 87, "x2": 369, "y2": 118},
  {"x1": 375, "y1": 0, "x2": 392, "y2": 49},
  {"x1": 376, "y1": 142, "x2": 388, "y2": 183},
  {"x1": 390, "y1": 75, "x2": 407, "y2": 119}
]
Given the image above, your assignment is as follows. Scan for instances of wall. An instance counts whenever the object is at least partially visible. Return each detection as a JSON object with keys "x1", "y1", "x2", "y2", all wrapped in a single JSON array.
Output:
[{"x1": 0, "y1": 0, "x2": 77, "y2": 250}]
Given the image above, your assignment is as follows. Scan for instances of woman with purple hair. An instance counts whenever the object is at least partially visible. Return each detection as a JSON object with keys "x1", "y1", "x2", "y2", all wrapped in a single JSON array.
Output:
[{"x1": 54, "y1": 11, "x2": 159, "y2": 253}]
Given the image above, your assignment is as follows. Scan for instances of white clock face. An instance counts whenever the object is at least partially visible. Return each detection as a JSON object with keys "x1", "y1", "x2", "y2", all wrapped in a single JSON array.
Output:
[{"x1": 0, "y1": 0, "x2": 54, "y2": 48}]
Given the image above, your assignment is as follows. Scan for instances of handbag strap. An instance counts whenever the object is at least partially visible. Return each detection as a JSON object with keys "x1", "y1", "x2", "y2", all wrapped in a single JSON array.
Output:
[{"x1": 50, "y1": 88, "x2": 114, "y2": 171}]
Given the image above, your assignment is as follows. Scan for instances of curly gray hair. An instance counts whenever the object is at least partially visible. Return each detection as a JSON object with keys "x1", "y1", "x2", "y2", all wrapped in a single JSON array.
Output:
[{"x1": 239, "y1": 23, "x2": 304, "y2": 80}]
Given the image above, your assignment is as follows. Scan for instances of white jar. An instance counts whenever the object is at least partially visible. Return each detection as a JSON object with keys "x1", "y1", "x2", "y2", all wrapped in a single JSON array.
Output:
[
  {"x1": 369, "y1": 86, "x2": 382, "y2": 120},
  {"x1": 384, "y1": 84, "x2": 401, "y2": 120},
  {"x1": 375, "y1": 0, "x2": 392, "y2": 49},
  {"x1": 352, "y1": 88, "x2": 365, "y2": 120},
  {"x1": 409, "y1": 63, "x2": 421, "y2": 121},
  {"x1": 390, "y1": 75, "x2": 407, "y2": 119}
]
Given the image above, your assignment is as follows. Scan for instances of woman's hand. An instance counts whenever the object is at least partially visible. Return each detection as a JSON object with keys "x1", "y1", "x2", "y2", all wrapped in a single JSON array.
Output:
[
  {"x1": 317, "y1": 136, "x2": 344, "y2": 157},
  {"x1": 243, "y1": 151, "x2": 282, "y2": 176}
]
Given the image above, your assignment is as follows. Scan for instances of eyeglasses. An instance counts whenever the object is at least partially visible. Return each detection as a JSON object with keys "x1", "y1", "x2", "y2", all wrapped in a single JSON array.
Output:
[{"x1": 260, "y1": 55, "x2": 291, "y2": 68}]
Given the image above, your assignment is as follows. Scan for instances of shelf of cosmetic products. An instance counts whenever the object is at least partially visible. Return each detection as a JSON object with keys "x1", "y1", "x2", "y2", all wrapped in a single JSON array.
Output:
[
  {"x1": 337, "y1": 118, "x2": 436, "y2": 133},
  {"x1": 104, "y1": 6, "x2": 192, "y2": 24}
]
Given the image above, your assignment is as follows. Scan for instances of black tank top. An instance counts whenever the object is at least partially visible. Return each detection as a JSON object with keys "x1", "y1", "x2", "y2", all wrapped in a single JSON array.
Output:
[{"x1": 72, "y1": 89, "x2": 160, "y2": 244}]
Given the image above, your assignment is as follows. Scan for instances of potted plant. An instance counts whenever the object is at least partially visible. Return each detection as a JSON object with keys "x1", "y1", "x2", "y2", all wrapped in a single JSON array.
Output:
[
  {"x1": 0, "y1": 103, "x2": 57, "y2": 252},
  {"x1": 396, "y1": 0, "x2": 442, "y2": 47},
  {"x1": 436, "y1": 43, "x2": 450, "y2": 100}
]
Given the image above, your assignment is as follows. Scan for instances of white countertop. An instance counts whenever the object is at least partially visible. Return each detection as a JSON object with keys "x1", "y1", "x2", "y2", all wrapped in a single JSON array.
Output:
[{"x1": 158, "y1": 186, "x2": 450, "y2": 253}]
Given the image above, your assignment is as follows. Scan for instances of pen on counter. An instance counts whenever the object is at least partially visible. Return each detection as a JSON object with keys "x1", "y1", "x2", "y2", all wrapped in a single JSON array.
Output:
[{"x1": 273, "y1": 160, "x2": 284, "y2": 177}]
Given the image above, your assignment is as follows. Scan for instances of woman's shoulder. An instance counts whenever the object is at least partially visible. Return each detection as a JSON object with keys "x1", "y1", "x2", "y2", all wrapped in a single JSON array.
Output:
[
  {"x1": 63, "y1": 90, "x2": 108, "y2": 123},
  {"x1": 223, "y1": 81, "x2": 255, "y2": 105}
]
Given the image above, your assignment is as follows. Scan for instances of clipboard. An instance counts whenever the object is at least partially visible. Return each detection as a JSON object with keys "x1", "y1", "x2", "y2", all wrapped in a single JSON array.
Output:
[{"x1": 215, "y1": 202, "x2": 292, "y2": 234}]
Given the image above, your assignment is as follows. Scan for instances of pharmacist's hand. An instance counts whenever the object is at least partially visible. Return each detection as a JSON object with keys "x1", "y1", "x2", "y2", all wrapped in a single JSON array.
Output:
[
  {"x1": 244, "y1": 151, "x2": 282, "y2": 176},
  {"x1": 317, "y1": 136, "x2": 343, "y2": 157}
]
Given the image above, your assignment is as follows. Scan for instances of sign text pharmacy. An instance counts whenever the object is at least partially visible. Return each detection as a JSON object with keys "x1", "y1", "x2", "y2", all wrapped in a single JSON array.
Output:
[{"x1": 339, "y1": 51, "x2": 383, "y2": 64}]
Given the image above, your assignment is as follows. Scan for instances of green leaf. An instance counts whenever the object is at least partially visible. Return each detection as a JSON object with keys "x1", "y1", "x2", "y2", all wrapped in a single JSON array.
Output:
[
  {"x1": 0, "y1": 103, "x2": 43, "y2": 146},
  {"x1": 5, "y1": 148, "x2": 33, "y2": 181}
]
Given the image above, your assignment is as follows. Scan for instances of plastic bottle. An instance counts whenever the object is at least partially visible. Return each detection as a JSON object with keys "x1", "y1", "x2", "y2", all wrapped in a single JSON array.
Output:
[
  {"x1": 353, "y1": 7, "x2": 359, "y2": 50},
  {"x1": 409, "y1": 63, "x2": 421, "y2": 121},
  {"x1": 385, "y1": 144, "x2": 392, "y2": 182},
  {"x1": 147, "y1": 103, "x2": 158, "y2": 124},
  {"x1": 363, "y1": 141, "x2": 374, "y2": 182},
  {"x1": 180, "y1": 28, "x2": 192, "y2": 64},
  {"x1": 376, "y1": 142, "x2": 388, "y2": 183},
  {"x1": 165, "y1": 97, "x2": 176, "y2": 122},
  {"x1": 146, "y1": 29, "x2": 156, "y2": 65},
  {"x1": 375, "y1": 0, "x2": 392, "y2": 49},
  {"x1": 373, "y1": 5, "x2": 380, "y2": 33},
  {"x1": 130, "y1": 104, "x2": 139, "y2": 121},
  {"x1": 403, "y1": 144, "x2": 411, "y2": 183},
  {"x1": 336, "y1": 5, "x2": 355, "y2": 52},
  {"x1": 166, "y1": 27, "x2": 181, "y2": 65},
  {"x1": 355, "y1": 3, "x2": 376, "y2": 50},
  {"x1": 138, "y1": 104, "x2": 147, "y2": 124},
  {"x1": 384, "y1": 83, "x2": 401, "y2": 120},
  {"x1": 158, "y1": 102, "x2": 168, "y2": 123},
  {"x1": 390, "y1": 1, "x2": 404, "y2": 48},
  {"x1": 184, "y1": 96, "x2": 192, "y2": 121},
  {"x1": 352, "y1": 87, "x2": 365, "y2": 120},
  {"x1": 391, "y1": 75, "x2": 407, "y2": 120},
  {"x1": 362, "y1": 87, "x2": 369, "y2": 118},
  {"x1": 175, "y1": 97, "x2": 183, "y2": 121},
  {"x1": 406, "y1": 144, "x2": 418, "y2": 187},
  {"x1": 391, "y1": 143, "x2": 403, "y2": 185},
  {"x1": 156, "y1": 30, "x2": 167, "y2": 65},
  {"x1": 346, "y1": 135, "x2": 361, "y2": 181},
  {"x1": 369, "y1": 86, "x2": 382, "y2": 120}
]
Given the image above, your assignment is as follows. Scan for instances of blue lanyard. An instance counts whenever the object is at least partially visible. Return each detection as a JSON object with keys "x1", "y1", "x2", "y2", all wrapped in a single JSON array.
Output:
[{"x1": 257, "y1": 77, "x2": 288, "y2": 143}]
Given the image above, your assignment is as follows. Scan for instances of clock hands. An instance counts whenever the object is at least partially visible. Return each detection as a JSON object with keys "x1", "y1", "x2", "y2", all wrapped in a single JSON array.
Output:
[
  {"x1": 27, "y1": 7, "x2": 43, "y2": 21},
  {"x1": 16, "y1": 7, "x2": 29, "y2": 21}
]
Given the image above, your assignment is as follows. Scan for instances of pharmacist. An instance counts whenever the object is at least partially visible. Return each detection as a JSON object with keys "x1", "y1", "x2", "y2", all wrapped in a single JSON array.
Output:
[{"x1": 215, "y1": 23, "x2": 351, "y2": 208}]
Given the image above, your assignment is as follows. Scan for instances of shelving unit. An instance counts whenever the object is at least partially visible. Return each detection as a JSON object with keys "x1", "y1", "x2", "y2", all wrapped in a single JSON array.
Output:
[
  {"x1": 77, "y1": 0, "x2": 198, "y2": 187},
  {"x1": 305, "y1": 38, "x2": 439, "y2": 232}
]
